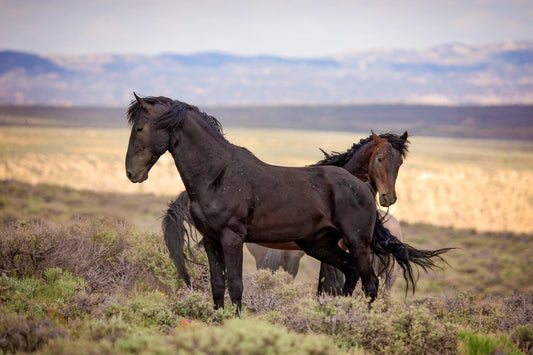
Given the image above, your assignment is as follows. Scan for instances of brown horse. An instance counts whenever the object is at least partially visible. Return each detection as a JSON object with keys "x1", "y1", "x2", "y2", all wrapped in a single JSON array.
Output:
[
  {"x1": 314, "y1": 134, "x2": 408, "y2": 293},
  {"x1": 126, "y1": 94, "x2": 450, "y2": 313}
]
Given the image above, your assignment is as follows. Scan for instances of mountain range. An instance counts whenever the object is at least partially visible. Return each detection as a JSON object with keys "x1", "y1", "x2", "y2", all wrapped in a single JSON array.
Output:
[{"x1": 0, "y1": 41, "x2": 532, "y2": 106}]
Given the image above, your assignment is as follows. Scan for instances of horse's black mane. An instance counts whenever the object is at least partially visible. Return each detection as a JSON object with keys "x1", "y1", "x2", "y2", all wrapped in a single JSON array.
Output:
[
  {"x1": 127, "y1": 95, "x2": 224, "y2": 137},
  {"x1": 313, "y1": 133, "x2": 410, "y2": 167}
]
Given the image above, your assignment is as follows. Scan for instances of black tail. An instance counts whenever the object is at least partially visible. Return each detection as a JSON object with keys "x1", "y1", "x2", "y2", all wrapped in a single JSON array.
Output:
[
  {"x1": 371, "y1": 212, "x2": 453, "y2": 293},
  {"x1": 162, "y1": 191, "x2": 196, "y2": 287}
]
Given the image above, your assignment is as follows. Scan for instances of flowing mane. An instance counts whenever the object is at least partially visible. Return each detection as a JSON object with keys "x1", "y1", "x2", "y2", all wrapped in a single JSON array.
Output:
[
  {"x1": 127, "y1": 95, "x2": 225, "y2": 137},
  {"x1": 313, "y1": 133, "x2": 410, "y2": 167}
]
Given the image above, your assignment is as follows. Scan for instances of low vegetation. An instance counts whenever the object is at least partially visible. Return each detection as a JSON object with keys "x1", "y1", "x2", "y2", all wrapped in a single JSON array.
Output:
[{"x1": 1, "y1": 181, "x2": 532, "y2": 354}]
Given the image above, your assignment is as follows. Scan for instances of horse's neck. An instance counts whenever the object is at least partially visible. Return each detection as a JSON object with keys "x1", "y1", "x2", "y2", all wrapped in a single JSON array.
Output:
[
  {"x1": 169, "y1": 113, "x2": 233, "y2": 196},
  {"x1": 344, "y1": 142, "x2": 377, "y2": 190}
]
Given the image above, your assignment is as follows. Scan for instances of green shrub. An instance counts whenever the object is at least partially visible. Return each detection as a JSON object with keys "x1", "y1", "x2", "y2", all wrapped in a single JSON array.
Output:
[
  {"x1": 511, "y1": 324, "x2": 533, "y2": 354},
  {"x1": 244, "y1": 269, "x2": 311, "y2": 313},
  {"x1": 35, "y1": 331, "x2": 168, "y2": 355},
  {"x1": 127, "y1": 231, "x2": 183, "y2": 293},
  {"x1": 172, "y1": 289, "x2": 233, "y2": 323},
  {"x1": 0, "y1": 270, "x2": 84, "y2": 320},
  {"x1": 168, "y1": 318, "x2": 339, "y2": 354},
  {"x1": 128, "y1": 292, "x2": 179, "y2": 329},
  {"x1": 88, "y1": 314, "x2": 133, "y2": 342},
  {"x1": 35, "y1": 319, "x2": 339, "y2": 355},
  {"x1": 458, "y1": 331, "x2": 523, "y2": 355}
]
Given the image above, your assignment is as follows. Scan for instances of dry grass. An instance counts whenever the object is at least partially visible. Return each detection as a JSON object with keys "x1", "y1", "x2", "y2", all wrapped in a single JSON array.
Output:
[{"x1": 1, "y1": 126, "x2": 532, "y2": 233}]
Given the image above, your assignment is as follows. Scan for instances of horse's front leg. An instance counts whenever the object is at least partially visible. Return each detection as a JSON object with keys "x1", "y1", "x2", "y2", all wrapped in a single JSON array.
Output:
[
  {"x1": 220, "y1": 228, "x2": 244, "y2": 315},
  {"x1": 203, "y1": 237, "x2": 226, "y2": 310}
]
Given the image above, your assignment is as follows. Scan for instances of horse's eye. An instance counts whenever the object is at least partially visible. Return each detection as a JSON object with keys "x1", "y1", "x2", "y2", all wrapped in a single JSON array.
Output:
[
  {"x1": 377, "y1": 157, "x2": 382, "y2": 163},
  {"x1": 136, "y1": 127, "x2": 143, "y2": 132}
]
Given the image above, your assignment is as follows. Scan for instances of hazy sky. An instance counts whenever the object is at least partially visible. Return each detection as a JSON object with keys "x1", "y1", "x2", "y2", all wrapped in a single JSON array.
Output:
[{"x1": 1, "y1": 0, "x2": 531, "y2": 57}]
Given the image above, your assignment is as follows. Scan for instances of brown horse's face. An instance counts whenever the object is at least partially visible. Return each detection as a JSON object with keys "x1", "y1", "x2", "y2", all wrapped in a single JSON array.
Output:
[
  {"x1": 125, "y1": 97, "x2": 170, "y2": 183},
  {"x1": 369, "y1": 133, "x2": 405, "y2": 207}
]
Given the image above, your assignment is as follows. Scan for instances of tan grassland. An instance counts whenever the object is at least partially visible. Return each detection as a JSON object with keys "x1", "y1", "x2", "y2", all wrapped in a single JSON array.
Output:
[{"x1": 1, "y1": 126, "x2": 532, "y2": 233}]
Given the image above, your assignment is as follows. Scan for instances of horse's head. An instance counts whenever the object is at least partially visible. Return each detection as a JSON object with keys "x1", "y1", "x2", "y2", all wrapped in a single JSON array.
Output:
[
  {"x1": 369, "y1": 131, "x2": 408, "y2": 207},
  {"x1": 125, "y1": 93, "x2": 172, "y2": 183}
]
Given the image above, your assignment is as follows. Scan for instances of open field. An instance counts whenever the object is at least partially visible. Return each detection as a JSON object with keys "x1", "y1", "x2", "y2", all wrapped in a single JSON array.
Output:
[
  {"x1": 1, "y1": 125, "x2": 532, "y2": 233},
  {"x1": 1, "y1": 180, "x2": 532, "y2": 354}
]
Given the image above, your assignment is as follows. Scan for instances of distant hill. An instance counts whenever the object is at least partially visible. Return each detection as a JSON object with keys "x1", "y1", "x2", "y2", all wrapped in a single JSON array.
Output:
[
  {"x1": 0, "y1": 50, "x2": 64, "y2": 75},
  {"x1": 0, "y1": 41, "x2": 532, "y2": 106},
  {"x1": 1, "y1": 104, "x2": 532, "y2": 140}
]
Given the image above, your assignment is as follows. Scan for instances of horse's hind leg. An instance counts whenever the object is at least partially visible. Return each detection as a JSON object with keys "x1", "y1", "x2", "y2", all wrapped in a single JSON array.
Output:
[
  {"x1": 296, "y1": 231, "x2": 359, "y2": 296},
  {"x1": 350, "y1": 240, "x2": 379, "y2": 301},
  {"x1": 342, "y1": 228, "x2": 379, "y2": 302}
]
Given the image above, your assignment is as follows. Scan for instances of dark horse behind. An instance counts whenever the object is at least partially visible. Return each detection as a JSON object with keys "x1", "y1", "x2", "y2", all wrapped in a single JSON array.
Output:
[{"x1": 125, "y1": 94, "x2": 451, "y2": 313}]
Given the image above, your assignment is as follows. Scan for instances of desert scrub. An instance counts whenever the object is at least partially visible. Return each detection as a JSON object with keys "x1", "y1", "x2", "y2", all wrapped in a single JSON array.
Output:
[
  {"x1": 166, "y1": 318, "x2": 340, "y2": 355},
  {"x1": 0, "y1": 314, "x2": 64, "y2": 353},
  {"x1": 86, "y1": 313, "x2": 134, "y2": 342},
  {"x1": 274, "y1": 294, "x2": 458, "y2": 354},
  {"x1": 416, "y1": 292, "x2": 533, "y2": 335},
  {"x1": 511, "y1": 324, "x2": 533, "y2": 354},
  {"x1": 126, "y1": 230, "x2": 184, "y2": 293},
  {"x1": 125, "y1": 292, "x2": 180, "y2": 330},
  {"x1": 35, "y1": 318, "x2": 338, "y2": 355},
  {"x1": 171, "y1": 288, "x2": 235, "y2": 323},
  {"x1": 0, "y1": 217, "x2": 182, "y2": 294},
  {"x1": 244, "y1": 269, "x2": 312, "y2": 313}
]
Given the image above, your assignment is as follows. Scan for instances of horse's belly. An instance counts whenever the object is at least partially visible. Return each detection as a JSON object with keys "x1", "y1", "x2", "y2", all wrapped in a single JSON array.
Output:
[
  {"x1": 245, "y1": 209, "x2": 331, "y2": 244},
  {"x1": 254, "y1": 242, "x2": 302, "y2": 250}
]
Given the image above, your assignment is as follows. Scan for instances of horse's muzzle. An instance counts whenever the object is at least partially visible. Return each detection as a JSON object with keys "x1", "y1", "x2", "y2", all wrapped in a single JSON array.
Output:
[
  {"x1": 379, "y1": 193, "x2": 397, "y2": 207},
  {"x1": 126, "y1": 170, "x2": 148, "y2": 183}
]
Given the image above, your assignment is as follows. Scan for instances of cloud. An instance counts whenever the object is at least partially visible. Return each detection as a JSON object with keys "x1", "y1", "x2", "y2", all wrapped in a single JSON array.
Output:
[{"x1": 1, "y1": 0, "x2": 532, "y2": 56}]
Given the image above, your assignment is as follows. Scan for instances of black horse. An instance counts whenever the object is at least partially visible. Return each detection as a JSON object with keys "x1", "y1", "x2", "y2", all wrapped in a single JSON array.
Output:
[
  {"x1": 125, "y1": 94, "x2": 449, "y2": 313},
  {"x1": 164, "y1": 132, "x2": 409, "y2": 290}
]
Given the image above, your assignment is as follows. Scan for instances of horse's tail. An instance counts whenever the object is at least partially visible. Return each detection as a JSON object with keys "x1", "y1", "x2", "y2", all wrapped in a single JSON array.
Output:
[
  {"x1": 371, "y1": 212, "x2": 453, "y2": 293},
  {"x1": 162, "y1": 191, "x2": 194, "y2": 287}
]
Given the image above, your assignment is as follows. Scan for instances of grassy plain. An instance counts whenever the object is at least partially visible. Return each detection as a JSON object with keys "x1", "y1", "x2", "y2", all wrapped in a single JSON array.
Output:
[
  {"x1": 1, "y1": 124, "x2": 533, "y2": 354},
  {"x1": 1, "y1": 125, "x2": 532, "y2": 233}
]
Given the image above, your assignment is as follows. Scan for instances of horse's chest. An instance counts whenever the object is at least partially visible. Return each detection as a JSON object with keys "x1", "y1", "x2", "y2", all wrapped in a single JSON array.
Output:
[{"x1": 189, "y1": 198, "x2": 247, "y2": 235}]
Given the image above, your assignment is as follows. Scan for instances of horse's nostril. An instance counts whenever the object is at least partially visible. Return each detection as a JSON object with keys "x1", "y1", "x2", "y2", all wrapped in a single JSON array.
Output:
[{"x1": 126, "y1": 171, "x2": 132, "y2": 179}]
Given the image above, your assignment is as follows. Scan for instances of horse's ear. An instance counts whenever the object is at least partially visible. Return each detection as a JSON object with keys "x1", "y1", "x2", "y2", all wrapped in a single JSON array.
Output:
[
  {"x1": 371, "y1": 130, "x2": 386, "y2": 144},
  {"x1": 133, "y1": 92, "x2": 150, "y2": 111},
  {"x1": 401, "y1": 131, "x2": 408, "y2": 142}
]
